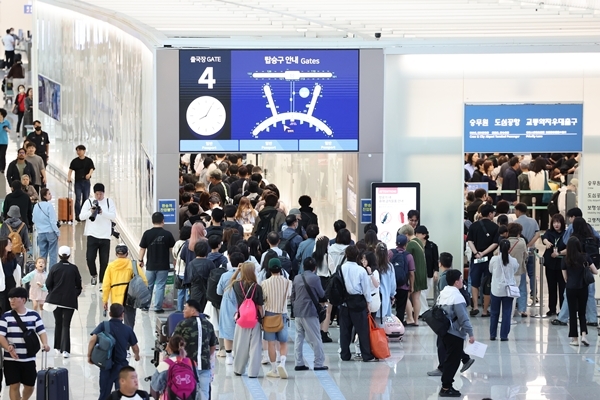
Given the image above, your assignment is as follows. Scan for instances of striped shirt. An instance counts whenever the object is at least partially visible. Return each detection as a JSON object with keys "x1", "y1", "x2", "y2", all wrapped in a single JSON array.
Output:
[
  {"x1": 0, "y1": 308, "x2": 45, "y2": 362},
  {"x1": 261, "y1": 275, "x2": 291, "y2": 314}
]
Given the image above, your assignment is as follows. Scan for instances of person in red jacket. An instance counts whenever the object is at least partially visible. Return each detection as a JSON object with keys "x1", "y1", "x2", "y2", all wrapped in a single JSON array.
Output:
[{"x1": 13, "y1": 85, "x2": 26, "y2": 134}]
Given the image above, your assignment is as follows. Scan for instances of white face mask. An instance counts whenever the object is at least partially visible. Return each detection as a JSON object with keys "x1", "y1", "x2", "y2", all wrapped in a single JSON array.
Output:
[{"x1": 19, "y1": 88, "x2": 24, "y2": 93}]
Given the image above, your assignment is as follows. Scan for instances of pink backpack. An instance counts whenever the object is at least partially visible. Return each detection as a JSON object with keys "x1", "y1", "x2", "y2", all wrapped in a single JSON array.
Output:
[
  {"x1": 164, "y1": 357, "x2": 197, "y2": 400},
  {"x1": 235, "y1": 282, "x2": 258, "y2": 328}
]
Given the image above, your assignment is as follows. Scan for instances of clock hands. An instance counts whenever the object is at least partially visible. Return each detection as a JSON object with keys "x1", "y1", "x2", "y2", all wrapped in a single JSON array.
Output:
[{"x1": 198, "y1": 103, "x2": 214, "y2": 121}]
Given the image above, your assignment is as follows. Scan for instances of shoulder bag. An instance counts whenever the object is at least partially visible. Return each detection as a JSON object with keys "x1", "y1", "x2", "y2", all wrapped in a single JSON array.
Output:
[
  {"x1": 302, "y1": 274, "x2": 327, "y2": 323},
  {"x1": 583, "y1": 262, "x2": 595, "y2": 286},
  {"x1": 262, "y1": 280, "x2": 288, "y2": 333},
  {"x1": 11, "y1": 311, "x2": 41, "y2": 357}
]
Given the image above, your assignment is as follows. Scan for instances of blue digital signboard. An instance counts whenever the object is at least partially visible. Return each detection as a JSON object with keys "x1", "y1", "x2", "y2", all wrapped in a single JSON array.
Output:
[
  {"x1": 464, "y1": 104, "x2": 583, "y2": 153},
  {"x1": 179, "y1": 49, "x2": 359, "y2": 152}
]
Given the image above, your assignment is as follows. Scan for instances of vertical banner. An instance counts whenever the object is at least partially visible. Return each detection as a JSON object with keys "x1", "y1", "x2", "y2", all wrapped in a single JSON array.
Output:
[
  {"x1": 158, "y1": 199, "x2": 177, "y2": 224},
  {"x1": 371, "y1": 183, "x2": 420, "y2": 249}
]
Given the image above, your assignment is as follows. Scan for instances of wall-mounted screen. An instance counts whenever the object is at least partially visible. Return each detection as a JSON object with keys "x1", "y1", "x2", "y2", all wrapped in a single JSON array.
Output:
[
  {"x1": 179, "y1": 49, "x2": 359, "y2": 152},
  {"x1": 464, "y1": 104, "x2": 583, "y2": 153},
  {"x1": 38, "y1": 74, "x2": 61, "y2": 122},
  {"x1": 372, "y1": 182, "x2": 420, "y2": 250}
]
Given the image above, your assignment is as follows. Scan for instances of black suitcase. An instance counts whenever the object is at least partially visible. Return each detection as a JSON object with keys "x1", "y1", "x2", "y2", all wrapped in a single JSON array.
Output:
[{"x1": 37, "y1": 351, "x2": 69, "y2": 400}]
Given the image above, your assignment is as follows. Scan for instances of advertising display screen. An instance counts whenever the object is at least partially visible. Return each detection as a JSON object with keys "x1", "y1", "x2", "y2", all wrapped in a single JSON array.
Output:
[
  {"x1": 371, "y1": 183, "x2": 420, "y2": 249},
  {"x1": 464, "y1": 104, "x2": 583, "y2": 153},
  {"x1": 179, "y1": 49, "x2": 359, "y2": 152}
]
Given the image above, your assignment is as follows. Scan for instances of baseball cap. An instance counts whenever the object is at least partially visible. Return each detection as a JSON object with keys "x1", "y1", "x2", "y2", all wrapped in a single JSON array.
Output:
[
  {"x1": 268, "y1": 258, "x2": 282, "y2": 270},
  {"x1": 288, "y1": 208, "x2": 301, "y2": 217},
  {"x1": 415, "y1": 225, "x2": 429, "y2": 235},
  {"x1": 396, "y1": 234, "x2": 408, "y2": 247},
  {"x1": 58, "y1": 246, "x2": 71, "y2": 257},
  {"x1": 115, "y1": 245, "x2": 128, "y2": 255}
]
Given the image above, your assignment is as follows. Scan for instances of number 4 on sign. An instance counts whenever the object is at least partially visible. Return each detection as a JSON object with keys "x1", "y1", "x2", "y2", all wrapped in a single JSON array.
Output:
[{"x1": 198, "y1": 67, "x2": 216, "y2": 89}]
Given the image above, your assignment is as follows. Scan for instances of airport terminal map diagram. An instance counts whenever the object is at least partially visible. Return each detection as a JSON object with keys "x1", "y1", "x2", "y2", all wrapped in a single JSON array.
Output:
[{"x1": 230, "y1": 50, "x2": 359, "y2": 141}]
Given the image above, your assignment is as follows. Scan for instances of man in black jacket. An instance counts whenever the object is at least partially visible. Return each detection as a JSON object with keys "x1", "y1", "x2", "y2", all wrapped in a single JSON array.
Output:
[
  {"x1": 45, "y1": 246, "x2": 83, "y2": 358},
  {"x1": 2, "y1": 180, "x2": 32, "y2": 227},
  {"x1": 6, "y1": 148, "x2": 34, "y2": 185}
]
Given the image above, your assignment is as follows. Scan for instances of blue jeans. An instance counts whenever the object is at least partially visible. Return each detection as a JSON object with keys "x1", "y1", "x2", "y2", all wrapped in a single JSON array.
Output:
[
  {"x1": 526, "y1": 252, "x2": 536, "y2": 299},
  {"x1": 37, "y1": 231, "x2": 58, "y2": 270},
  {"x1": 557, "y1": 283, "x2": 597, "y2": 323},
  {"x1": 197, "y1": 369, "x2": 211, "y2": 400},
  {"x1": 74, "y1": 180, "x2": 91, "y2": 219},
  {"x1": 98, "y1": 363, "x2": 127, "y2": 400},
  {"x1": 146, "y1": 270, "x2": 169, "y2": 310},
  {"x1": 177, "y1": 282, "x2": 189, "y2": 312},
  {"x1": 490, "y1": 294, "x2": 514, "y2": 339},
  {"x1": 517, "y1": 273, "x2": 527, "y2": 313}
]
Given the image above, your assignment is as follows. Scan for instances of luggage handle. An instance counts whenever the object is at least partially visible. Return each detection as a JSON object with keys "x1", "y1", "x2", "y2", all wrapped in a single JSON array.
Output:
[{"x1": 41, "y1": 348, "x2": 47, "y2": 369}]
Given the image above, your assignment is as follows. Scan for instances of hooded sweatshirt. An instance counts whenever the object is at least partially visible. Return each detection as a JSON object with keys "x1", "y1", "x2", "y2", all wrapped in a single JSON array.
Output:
[
  {"x1": 437, "y1": 285, "x2": 474, "y2": 340},
  {"x1": 0, "y1": 217, "x2": 31, "y2": 249},
  {"x1": 102, "y1": 258, "x2": 148, "y2": 304},
  {"x1": 328, "y1": 243, "x2": 348, "y2": 273}
]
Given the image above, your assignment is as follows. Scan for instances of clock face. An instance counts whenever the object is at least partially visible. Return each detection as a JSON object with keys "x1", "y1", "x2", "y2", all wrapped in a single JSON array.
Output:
[{"x1": 186, "y1": 96, "x2": 227, "y2": 136}]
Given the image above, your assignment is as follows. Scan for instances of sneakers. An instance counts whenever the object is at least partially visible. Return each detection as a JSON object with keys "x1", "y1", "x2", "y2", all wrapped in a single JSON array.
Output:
[
  {"x1": 581, "y1": 336, "x2": 590, "y2": 346},
  {"x1": 154, "y1": 309, "x2": 165, "y2": 314},
  {"x1": 460, "y1": 358, "x2": 475, "y2": 373},
  {"x1": 321, "y1": 331, "x2": 333, "y2": 343},
  {"x1": 141, "y1": 307, "x2": 149, "y2": 312},
  {"x1": 91, "y1": 276, "x2": 97, "y2": 286},
  {"x1": 353, "y1": 354, "x2": 362, "y2": 361},
  {"x1": 570, "y1": 339, "x2": 579, "y2": 346},
  {"x1": 427, "y1": 369, "x2": 443, "y2": 376},
  {"x1": 294, "y1": 365, "x2": 309, "y2": 371},
  {"x1": 261, "y1": 355, "x2": 269, "y2": 365},
  {"x1": 314, "y1": 366, "x2": 329, "y2": 371},
  {"x1": 62, "y1": 351, "x2": 70, "y2": 358},
  {"x1": 552, "y1": 319, "x2": 567, "y2": 326},
  {"x1": 439, "y1": 387, "x2": 461, "y2": 397},
  {"x1": 217, "y1": 349, "x2": 226, "y2": 358},
  {"x1": 277, "y1": 365, "x2": 288, "y2": 379},
  {"x1": 226, "y1": 354, "x2": 234, "y2": 365},
  {"x1": 266, "y1": 370, "x2": 279, "y2": 378}
]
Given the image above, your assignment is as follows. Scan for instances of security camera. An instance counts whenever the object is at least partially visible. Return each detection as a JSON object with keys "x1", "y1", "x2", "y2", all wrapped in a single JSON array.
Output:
[{"x1": 374, "y1": 32, "x2": 381, "y2": 39}]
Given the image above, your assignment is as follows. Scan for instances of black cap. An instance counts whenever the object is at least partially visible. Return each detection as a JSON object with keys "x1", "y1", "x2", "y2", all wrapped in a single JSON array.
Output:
[
  {"x1": 115, "y1": 245, "x2": 128, "y2": 255},
  {"x1": 93, "y1": 183, "x2": 105, "y2": 193},
  {"x1": 415, "y1": 225, "x2": 429, "y2": 235}
]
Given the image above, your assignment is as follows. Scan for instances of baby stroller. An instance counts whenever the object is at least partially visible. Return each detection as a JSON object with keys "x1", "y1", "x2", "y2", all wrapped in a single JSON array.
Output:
[{"x1": 2, "y1": 77, "x2": 14, "y2": 104}]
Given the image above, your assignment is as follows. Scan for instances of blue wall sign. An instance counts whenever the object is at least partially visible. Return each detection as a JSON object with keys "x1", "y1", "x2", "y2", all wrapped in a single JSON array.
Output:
[
  {"x1": 158, "y1": 199, "x2": 177, "y2": 224},
  {"x1": 466, "y1": 182, "x2": 489, "y2": 193},
  {"x1": 360, "y1": 199, "x2": 372, "y2": 224},
  {"x1": 464, "y1": 104, "x2": 583, "y2": 153},
  {"x1": 24, "y1": 5, "x2": 32, "y2": 14},
  {"x1": 179, "y1": 49, "x2": 359, "y2": 152}
]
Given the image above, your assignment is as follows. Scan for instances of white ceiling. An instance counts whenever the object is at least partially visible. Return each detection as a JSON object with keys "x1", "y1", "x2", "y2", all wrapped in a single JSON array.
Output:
[{"x1": 66, "y1": 0, "x2": 600, "y2": 44}]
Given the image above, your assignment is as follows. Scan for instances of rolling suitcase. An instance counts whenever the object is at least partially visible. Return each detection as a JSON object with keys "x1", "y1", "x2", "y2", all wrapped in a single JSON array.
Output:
[
  {"x1": 167, "y1": 311, "x2": 185, "y2": 337},
  {"x1": 37, "y1": 351, "x2": 69, "y2": 400},
  {"x1": 382, "y1": 315, "x2": 404, "y2": 341},
  {"x1": 58, "y1": 197, "x2": 73, "y2": 223}
]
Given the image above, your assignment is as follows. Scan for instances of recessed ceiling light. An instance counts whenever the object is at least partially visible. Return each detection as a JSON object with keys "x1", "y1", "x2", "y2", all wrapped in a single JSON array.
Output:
[{"x1": 296, "y1": 28, "x2": 308, "y2": 32}]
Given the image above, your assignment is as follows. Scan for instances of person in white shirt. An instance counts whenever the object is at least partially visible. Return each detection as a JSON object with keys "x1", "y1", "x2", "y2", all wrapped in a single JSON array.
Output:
[
  {"x1": 2, "y1": 29, "x2": 15, "y2": 68},
  {"x1": 79, "y1": 183, "x2": 117, "y2": 286}
]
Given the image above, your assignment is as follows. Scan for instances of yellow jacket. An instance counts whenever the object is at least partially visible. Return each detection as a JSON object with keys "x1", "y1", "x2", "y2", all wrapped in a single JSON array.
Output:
[{"x1": 102, "y1": 258, "x2": 148, "y2": 304}]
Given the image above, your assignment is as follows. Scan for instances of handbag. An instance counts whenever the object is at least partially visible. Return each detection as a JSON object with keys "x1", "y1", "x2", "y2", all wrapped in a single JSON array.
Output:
[
  {"x1": 262, "y1": 281, "x2": 289, "y2": 333},
  {"x1": 368, "y1": 314, "x2": 390, "y2": 359},
  {"x1": 542, "y1": 171, "x2": 552, "y2": 205},
  {"x1": 302, "y1": 275, "x2": 327, "y2": 323},
  {"x1": 12, "y1": 310, "x2": 41, "y2": 357},
  {"x1": 505, "y1": 243, "x2": 520, "y2": 298},
  {"x1": 11, "y1": 103, "x2": 18, "y2": 115},
  {"x1": 583, "y1": 263, "x2": 595, "y2": 286}
]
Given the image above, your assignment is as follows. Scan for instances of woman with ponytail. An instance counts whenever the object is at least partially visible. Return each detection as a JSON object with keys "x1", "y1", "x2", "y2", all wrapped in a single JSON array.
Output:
[
  {"x1": 488, "y1": 239, "x2": 520, "y2": 341},
  {"x1": 150, "y1": 335, "x2": 191, "y2": 397}
]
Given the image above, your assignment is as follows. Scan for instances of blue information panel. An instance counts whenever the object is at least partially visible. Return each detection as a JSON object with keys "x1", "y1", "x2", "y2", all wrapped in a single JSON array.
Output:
[
  {"x1": 180, "y1": 49, "x2": 359, "y2": 152},
  {"x1": 464, "y1": 104, "x2": 583, "y2": 153},
  {"x1": 158, "y1": 199, "x2": 177, "y2": 225},
  {"x1": 360, "y1": 199, "x2": 372, "y2": 224}
]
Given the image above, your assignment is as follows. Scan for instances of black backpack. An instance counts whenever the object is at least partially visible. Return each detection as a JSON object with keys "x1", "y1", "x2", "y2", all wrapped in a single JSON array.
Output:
[
  {"x1": 547, "y1": 190, "x2": 561, "y2": 217},
  {"x1": 301, "y1": 211, "x2": 318, "y2": 228},
  {"x1": 206, "y1": 265, "x2": 228, "y2": 309},
  {"x1": 583, "y1": 236, "x2": 600, "y2": 267},
  {"x1": 278, "y1": 233, "x2": 298, "y2": 257},
  {"x1": 254, "y1": 209, "x2": 278, "y2": 251},
  {"x1": 390, "y1": 249, "x2": 409, "y2": 287},
  {"x1": 326, "y1": 262, "x2": 348, "y2": 307}
]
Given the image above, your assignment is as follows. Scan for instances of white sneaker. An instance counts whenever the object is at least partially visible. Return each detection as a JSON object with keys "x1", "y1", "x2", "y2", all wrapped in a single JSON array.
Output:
[
  {"x1": 217, "y1": 349, "x2": 226, "y2": 358},
  {"x1": 261, "y1": 355, "x2": 269, "y2": 365},
  {"x1": 511, "y1": 319, "x2": 518, "y2": 325},
  {"x1": 54, "y1": 349, "x2": 60, "y2": 356},
  {"x1": 62, "y1": 351, "x2": 70, "y2": 358},
  {"x1": 226, "y1": 354, "x2": 234, "y2": 365},
  {"x1": 277, "y1": 365, "x2": 288, "y2": 379},
  {"x1": 266, "y1": 370, "x2": 279, "y2": 378}
]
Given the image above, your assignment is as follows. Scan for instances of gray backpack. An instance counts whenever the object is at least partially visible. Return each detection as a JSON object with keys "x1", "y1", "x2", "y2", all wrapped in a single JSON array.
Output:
[{"x1": 125, "y1": 261, "x2": 151, "y2": 309}]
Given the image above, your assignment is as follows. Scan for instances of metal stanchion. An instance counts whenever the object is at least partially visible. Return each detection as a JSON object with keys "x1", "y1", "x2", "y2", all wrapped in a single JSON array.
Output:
[{"x1": 532, "y1": 251, "x2": 546, "y2": 318}]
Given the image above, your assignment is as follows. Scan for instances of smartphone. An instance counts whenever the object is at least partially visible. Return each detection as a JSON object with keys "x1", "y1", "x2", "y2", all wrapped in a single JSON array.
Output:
[
  {"x1": 473, "y1": 256, "x2": 488, "y2": 264},
  {"x1": 103, "y1": 310, "x2": 107, "y2": 318}
]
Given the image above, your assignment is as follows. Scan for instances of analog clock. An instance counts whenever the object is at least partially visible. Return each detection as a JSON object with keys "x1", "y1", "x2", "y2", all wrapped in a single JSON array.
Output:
[{"x1": 186, "y1": 96, "x2": 227, "y2": 136}]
